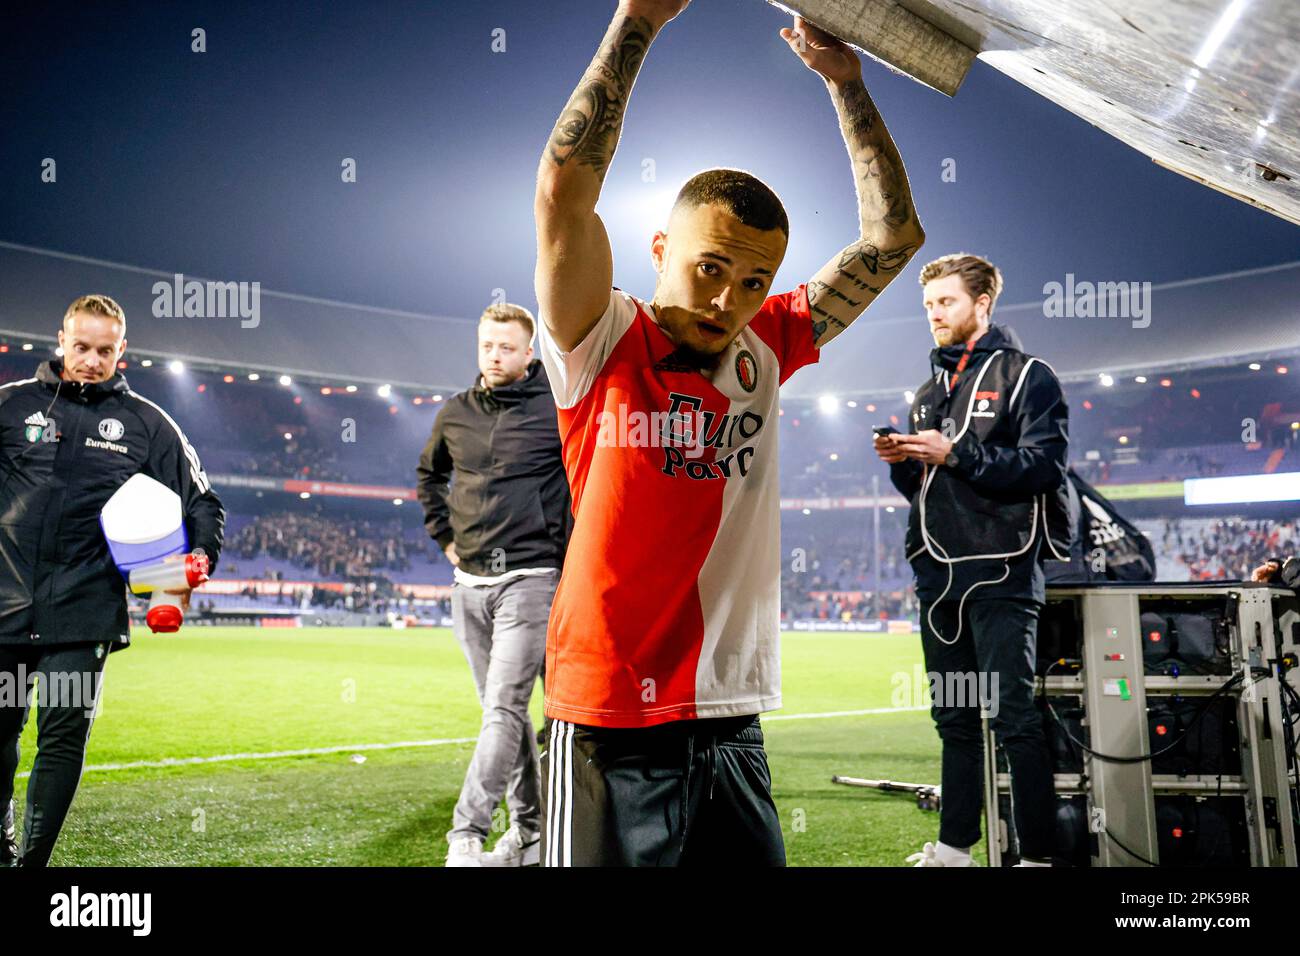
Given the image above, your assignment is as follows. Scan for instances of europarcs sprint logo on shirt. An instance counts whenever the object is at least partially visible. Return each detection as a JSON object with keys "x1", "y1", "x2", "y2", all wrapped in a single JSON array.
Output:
[
  {"x1": 85, "y1": 417, "x2": 129, "y2": 454},
  {"x1": 594, "y1": 391, "x2": 767, "y2": 481}
]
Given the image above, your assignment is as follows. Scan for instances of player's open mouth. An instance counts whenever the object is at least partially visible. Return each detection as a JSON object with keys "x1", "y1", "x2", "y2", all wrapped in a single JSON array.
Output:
[{"x1": 696, "y1": 319, "x2": 727, "y2": 339}]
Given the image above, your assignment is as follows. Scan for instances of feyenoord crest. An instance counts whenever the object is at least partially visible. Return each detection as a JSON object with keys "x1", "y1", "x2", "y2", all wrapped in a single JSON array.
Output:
[
  {"x1": 99, "y1": 418, "x2": 125, "y2": 441},
  {"x1": 24, "y1": 411, "x2": 52, "y2": 443},
  {"x1": 735, "y1": 349, "x2": 757, "y2": 393}
]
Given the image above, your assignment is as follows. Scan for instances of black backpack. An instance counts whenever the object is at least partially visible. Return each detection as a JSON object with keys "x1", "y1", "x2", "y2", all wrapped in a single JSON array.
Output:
[{"x1": 1045, "y1": 468, "x2": 1156, "y2": 582}]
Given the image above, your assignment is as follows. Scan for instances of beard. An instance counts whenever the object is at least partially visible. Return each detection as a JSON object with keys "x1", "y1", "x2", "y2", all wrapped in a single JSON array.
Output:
[
  {"x1": 932, "y1": 317, "x2": 979, "y2": 347},
  {"x1": 481, "y1": 366, "x2": 526, "y2": 388}
]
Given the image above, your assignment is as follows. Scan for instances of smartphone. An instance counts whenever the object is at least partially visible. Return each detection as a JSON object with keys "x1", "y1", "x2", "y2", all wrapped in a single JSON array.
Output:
[{"x1": 872, "y1": 425, "x2": 900, "y2": 439}]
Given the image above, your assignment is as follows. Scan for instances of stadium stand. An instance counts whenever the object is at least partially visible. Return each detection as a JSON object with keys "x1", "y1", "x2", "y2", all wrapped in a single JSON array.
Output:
[{"x1": 0, "y1": 337, "x2": 1294, "y2": 627}]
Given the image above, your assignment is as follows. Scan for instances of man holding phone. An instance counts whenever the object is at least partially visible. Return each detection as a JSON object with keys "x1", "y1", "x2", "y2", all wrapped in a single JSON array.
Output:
[{"x1": 874, "y1": 254, "x2": 1072, "y2": 867}]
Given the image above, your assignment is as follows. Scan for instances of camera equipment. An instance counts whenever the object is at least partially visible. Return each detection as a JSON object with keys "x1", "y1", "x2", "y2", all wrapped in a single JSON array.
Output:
[{"x1": 985, "y1": 582, "x2": 1298, "y2": 866}]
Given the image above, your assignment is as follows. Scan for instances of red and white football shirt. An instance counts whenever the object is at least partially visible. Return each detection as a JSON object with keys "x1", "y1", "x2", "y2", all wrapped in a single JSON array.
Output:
[{"x1": 538, "y1": 286, "x2": 818, "y2": 728}]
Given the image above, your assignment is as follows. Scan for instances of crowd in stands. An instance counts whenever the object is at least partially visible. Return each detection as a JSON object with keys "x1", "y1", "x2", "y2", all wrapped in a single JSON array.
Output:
[
  {"x1": 3, "y1": 348, "x2": 1283, "y2": 496},
  {"x1": 780, "y1": 580, "x2": 918, "y2": 623},
  {"x1": 195, "y1": 587, "x2": 452, "y2": 621},
  {"x1": 226, "y1": 512, "x2": 426, "y2": 580},
  {"x1": 231, "y1": 440, "x2": 350, "y2": 483},
  {"x1": 779, "y1": 510, "x2": 914, "y2": 621},
  {"x1": 1140, "y1": 517, "x2": 1300, "y2": 582},
  {"x1": 6, "y1": 351, "x2": 1294, "y2": 625},
  {"x1": 211, "y1": 506, "x2": 1300, "y2": 624}
]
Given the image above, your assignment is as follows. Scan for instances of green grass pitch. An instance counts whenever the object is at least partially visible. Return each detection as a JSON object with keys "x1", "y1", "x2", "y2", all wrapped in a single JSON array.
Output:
[{"x1": 13, "y1": 626, "x2": 985, "y2": 866}]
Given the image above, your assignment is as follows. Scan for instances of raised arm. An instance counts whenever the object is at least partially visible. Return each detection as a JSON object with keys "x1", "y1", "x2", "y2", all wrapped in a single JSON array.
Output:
[
  {"x1": 534, "y1": 1, "x2": 690, "y2": 352},
  {"x1": 781, "y1": 17, "x2": 925, "y2": 348}
]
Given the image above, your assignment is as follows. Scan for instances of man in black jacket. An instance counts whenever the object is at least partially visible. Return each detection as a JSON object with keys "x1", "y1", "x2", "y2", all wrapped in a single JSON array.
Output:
[
  {"x1": 875, "y1": 254, "x2": 1071, "y2": 867},
  {"x1": 417, "y1": 302, "x2": 569, "y2": 867},
  {"x1": 0, "y1": 294, "x2": 224, "y2": 867}
]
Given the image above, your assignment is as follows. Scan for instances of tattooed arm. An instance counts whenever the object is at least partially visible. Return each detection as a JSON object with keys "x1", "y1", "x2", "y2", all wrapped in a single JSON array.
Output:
[
  {"x1": 534, "y1": 1, "x2": 691, "y2": 352},
  {"x1": 781, "y1": 16, "x2": 925, "y2": 348}
]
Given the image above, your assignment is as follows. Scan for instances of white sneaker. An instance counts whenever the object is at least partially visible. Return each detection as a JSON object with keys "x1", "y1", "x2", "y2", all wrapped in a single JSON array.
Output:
[
  {"x1": 445, "y1": 836, "x2": 485, "y2": 867},
  {"x1": 483, "y1": 825, "x2": 540, "y2": 867},
  {"x1": 906, "y1": 841, "x2": 974, "y2": 867}
]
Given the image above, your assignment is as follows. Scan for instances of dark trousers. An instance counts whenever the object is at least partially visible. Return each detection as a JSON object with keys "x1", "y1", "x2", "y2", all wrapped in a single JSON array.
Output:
[
  {"x1": 919, "y1": 598, "x2": 1055, "y2": 861},
  {"x1": 0, "y1": 642, "x2": 107, "y2": 867},
  {"x1": 540, "y1": 714, "x2": 786, "y2": 867}
]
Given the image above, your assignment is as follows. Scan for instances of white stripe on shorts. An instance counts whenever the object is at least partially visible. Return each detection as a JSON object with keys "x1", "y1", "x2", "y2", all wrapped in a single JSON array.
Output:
[
  {"x1": 546, "y1": 720, "x2": 563, "y2": 867},
  {"x1": 562, "y1": 721, "x2": 574, "y2": 867}
]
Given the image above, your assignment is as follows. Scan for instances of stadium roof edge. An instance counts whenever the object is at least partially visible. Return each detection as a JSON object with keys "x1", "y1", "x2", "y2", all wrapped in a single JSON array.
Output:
[
  {"x1": 0, "y1": 327, "x2": 461, "y2": 394},
  {"x1": 0, "y1": 240, "x2": 478, "y2": 328}
]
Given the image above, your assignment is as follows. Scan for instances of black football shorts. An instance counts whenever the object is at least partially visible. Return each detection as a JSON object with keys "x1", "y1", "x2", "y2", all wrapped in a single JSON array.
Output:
[{"x1": 540, "y1": 713, "x2": 786, "y2": 867}]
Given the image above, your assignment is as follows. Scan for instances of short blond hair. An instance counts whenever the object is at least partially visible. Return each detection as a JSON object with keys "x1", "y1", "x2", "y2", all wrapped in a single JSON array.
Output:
[
  {"x1": 479, "y1": 303, "x2": 535, "y2": 341},
  {"x1": 918, "y1": 254, "x2": 1003, "y2": 315},
  {"x1": 64, "y1": 294, "x2": 126, "y2": 332}
]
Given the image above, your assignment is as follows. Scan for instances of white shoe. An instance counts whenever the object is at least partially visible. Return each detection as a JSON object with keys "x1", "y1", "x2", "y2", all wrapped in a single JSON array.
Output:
[
  {"x1": 483, "y1": 825, "x2": 540, "y2": 867},
  {"x1": 445, "y1": 836, "x2": 485, "y2": 867},
  {"x1": 906, "y1": 841, "x2": 974, "y2": 867}
]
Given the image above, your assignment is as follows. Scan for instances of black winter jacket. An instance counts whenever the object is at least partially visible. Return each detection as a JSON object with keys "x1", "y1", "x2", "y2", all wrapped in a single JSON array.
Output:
[
  {"x1": 416, "y1": 360, "x2": 570, "y2": 577},
  {"x1": 0, "y1": 360, "x2": 225, "y2": 647},
  {"x1": 889, "y1": 324, "x2": 1073, "y2": 605}
]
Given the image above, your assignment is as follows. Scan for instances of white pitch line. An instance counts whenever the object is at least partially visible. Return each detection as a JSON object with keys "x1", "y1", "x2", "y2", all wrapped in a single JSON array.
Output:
[
  {"x1": 765, "y1": 705, "x2": 928, "y2": 721},
  {"x1": 16, "y1": 736, "x2": 477, "y2": 779},
  {"x1": 14, "y1": 706, "x2": 928, "y2": 778}
]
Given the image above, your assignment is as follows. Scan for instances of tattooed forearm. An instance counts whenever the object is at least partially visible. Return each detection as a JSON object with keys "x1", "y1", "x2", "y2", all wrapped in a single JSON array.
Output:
[
  {"x1": 835, "y1": 76, "x2": 877, "y2": 141},
  {"x1": 800, "y1": 73, "x2": 923, "y2": 349},
  {"x1": 544, "y1": 16, "x2": 656, "y2": 179},
  {"x1": 830, "y1": 78, "x2": 920, "y2": 238},
  {"x1": 808, "y1": 279, "x2": 863, "y2": 311},
  {"x1": 809, "y1": 237, "x2": 920, "y2": 347},
  {"x1": 808, "y1": 280, "x2": 853, "y2": 347},
  {"x1": 835, "y1": 241, "x2": 915, "y2": 286}
]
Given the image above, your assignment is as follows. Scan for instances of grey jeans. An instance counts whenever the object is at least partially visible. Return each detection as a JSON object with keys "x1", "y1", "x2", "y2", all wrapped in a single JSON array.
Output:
[{"x1": 448, "y1": 570, "x2": 556, "y2": 843}]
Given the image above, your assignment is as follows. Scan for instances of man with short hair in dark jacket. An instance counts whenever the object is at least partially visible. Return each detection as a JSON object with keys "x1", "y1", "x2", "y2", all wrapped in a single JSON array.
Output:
[
  {"x1": 0, "y1": 294, "x2": 224, "y2": 867},
  {"x1": 875, "y1": 254, "x2": 1072, "y2": 868},
  {"x1": 417, "y1": 302, "x2": 569, "y2": 867}
]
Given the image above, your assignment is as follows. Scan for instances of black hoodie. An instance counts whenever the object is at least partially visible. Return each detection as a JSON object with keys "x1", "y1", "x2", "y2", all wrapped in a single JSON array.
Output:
[
  {"x1": 417, "y1": 360, "x2": 570, "y2": 577},
  {"x1": 889, "y1": 324, "x2": 1072, "y2": 606},
  {"x1": 0, "y1": 359, "x2": 224, "y2": 647}
]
